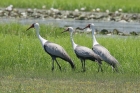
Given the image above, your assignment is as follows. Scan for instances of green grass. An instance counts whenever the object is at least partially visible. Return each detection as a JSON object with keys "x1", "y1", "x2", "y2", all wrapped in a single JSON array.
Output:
[
  {"x1": 0, "y1": 23, "x2": 140, "y2": 93},
  {"x1": 1, "y1": 0, "x2": 140, "y2": 13},
  {"x1": 0, "y1": 73, "x2": 139, "y2": 93}
]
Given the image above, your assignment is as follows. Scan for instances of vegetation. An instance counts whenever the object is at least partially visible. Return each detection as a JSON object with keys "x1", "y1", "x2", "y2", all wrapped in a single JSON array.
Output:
[
  {"x1": 0, "y1": 23, "x2": 140, "y2": 92},
  {"x1": 1, "y1": 0, "x2": 140, "y2": 12}
]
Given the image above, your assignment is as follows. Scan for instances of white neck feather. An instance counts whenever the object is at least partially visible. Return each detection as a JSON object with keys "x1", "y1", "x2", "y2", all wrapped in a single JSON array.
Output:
[
  {"x1": 38, "y1": 35, "x2": 47, "y2": 46},
  {"x1": 91, "y1": 26, "x2": 99, "y2": 46},
  {"x1": 70, "y1": 32, "x2": 77, "y2": 50},
  {"x1": 35, "y1": 26, "x2": 47, "y2": 46}
]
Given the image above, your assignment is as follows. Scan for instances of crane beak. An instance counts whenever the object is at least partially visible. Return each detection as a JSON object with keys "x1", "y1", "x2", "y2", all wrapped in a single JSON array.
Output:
[
  {"x1": 61, "y1": 28, "x2": 69, "y2": 33},
  {"x1": 26, "y1": 24, "x2": 34, "y2": 31},
  {"x1": 75, "y1": 25, "x2": 90, "y2": 31},
  {"x1": 83, "y1": 24, "x2": 90, "y2": 29},
  {"x1": 75, "y1": 27, "x2": 84, "y2": 30}
]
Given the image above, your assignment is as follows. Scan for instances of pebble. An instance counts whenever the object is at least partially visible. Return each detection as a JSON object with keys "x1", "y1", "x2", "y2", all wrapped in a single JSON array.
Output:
[{"x1": 0, "y1": 6, "x2": 139, "y2": 24}]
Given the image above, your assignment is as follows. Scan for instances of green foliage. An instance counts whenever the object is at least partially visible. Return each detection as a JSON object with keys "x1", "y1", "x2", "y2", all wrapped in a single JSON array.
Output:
[
  {"x1": 0, "y1": 23, "x2": 140, "y2": 92},
  {"x1": 0, "y1": 23, "x2": 140, "y2": 74},
  {"x1": 1, "y1": 0, "x2": 140, "y2": 12}
]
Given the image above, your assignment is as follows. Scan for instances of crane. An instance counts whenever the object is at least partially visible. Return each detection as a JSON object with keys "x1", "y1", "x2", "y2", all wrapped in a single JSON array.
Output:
[
  {"x1": 26, "y1": 23, "x2": 75, "y2": 71},
  {"x1": 77, "y1": 23, "x2": 119, "y2": 72},
  {"x1": 62, "y1": 27, "x2": 103, "y2": 72}
]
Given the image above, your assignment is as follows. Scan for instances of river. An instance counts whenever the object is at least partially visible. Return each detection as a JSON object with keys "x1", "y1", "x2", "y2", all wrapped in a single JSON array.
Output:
[{"x1": 1, "y1": 18, "x2": 140, "y2": 33}]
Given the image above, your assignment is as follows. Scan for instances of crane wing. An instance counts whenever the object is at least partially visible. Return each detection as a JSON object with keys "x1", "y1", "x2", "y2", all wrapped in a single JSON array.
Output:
[
  {"x1": 93, "y1": 44, "x2": 118, "y2": 65},
  {"x1": 75, "y1": 46, "x2": 96, "y2": 57},
  {"x1": 44, "y1": 42, "x2": 72, "y2": 61},
  {"x1": 93, "y1": 44, "x2": 110, "y2": 56}
]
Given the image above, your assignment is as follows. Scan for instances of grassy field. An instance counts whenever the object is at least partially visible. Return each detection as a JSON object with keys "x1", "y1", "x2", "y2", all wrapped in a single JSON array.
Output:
[
  {"x1": 1, "y1": 0, "x2": 140, "y2": 13},
  {"x1": 0, "y1": 23, "x2": 140, "y2": 92}
]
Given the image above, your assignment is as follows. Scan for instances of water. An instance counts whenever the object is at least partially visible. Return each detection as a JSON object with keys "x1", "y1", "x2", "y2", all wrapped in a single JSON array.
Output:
[{"x1": 1, "y1": 18, "x2": 140, "y2": 33}]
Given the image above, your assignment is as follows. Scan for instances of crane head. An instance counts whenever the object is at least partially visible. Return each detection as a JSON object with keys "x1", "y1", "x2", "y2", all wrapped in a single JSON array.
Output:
[
  {"x1": 74, "y1": 24, "x2": 91, "y2": 31},
  {"x1": 83, "y1": 23, "x2": 95, "y2": 29},
  {"x1": 83, "y1": 24, "x2": 90, "y2": 29},
  {"x1": 61, "y1": 27, "x2": 74, "y2": 33},
  {"x1": 75, "y1": 27, "x2": 84, "y2": 30},
  {"x1": 61, "y1": 28, "x2": 69, "y2": 33},
  {"x1": 26, "y1": 23, "x2": 36, "y2": 31}
]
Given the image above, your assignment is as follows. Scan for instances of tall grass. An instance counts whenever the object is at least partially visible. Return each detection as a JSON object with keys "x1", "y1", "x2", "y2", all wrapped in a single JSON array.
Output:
[
  {"x1": 0, "y1": 23, "x2": 140, "y2": 74},
  {"x1": 0, "y1": 23, "x2": 140, "y2": 92},
  {"x1": 1, "y1": 0, "x2": 140, "y2": 12}
]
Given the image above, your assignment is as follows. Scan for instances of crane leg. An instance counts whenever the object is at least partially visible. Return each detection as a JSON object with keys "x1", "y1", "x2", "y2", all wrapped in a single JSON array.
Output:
[
  {"x1": 112, "y1": 65, "x2": 118, "y2": 72},
  {"x1": 83, "y1": 60, "x2": 86, "y2": 72},
  {"x1": 80, "y1": 59, "x2": 83, "y2": 69},
  {"x1": 112, "y1": 66, "x2": 115, "y2": 72},
  {"x1": 98, "y1": 63, "x2": 103, "y2": 72},
  {"x1": 81, "y1": 59, "x2": 86, "y2": 72},
  {"x1": 115, "y1": 67, "x2": 118, "y2": 72},
  {"x1": 55, "y1": 59, "x2": 61, "y2": 71},
  {"x1": 80, "y1": 59, "x2": 85, "y2": 72},
  {"x1": 51, "y1": 58, "x2": 55, "y2": 71}
]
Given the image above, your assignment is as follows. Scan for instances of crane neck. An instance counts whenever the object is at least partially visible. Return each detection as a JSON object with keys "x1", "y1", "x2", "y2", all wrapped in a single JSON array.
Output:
[
  {"x1": 70, "y1": 32, "x2": 77, "y2": 50},
  {"x1": 35, "y1": 26, "x2": 47, "y2": 46},
  {"x1": 91, "y1": 26, "x2": 99, "y2": 46}
]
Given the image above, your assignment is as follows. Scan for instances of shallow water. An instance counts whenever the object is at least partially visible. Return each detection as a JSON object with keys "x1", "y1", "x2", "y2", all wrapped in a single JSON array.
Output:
[{"x1": 1, "y1": 18, "x2": 140, "y2": 33}]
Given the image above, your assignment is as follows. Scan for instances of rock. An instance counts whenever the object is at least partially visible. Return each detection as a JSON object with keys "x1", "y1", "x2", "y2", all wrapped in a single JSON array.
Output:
[
  {"x1": 13, "y1": 8, "x2": 18, "y2": 13},
  {"x1": 74, "y1": 9, "x2": 79, "y2": 12},
  {"x1": 73, "y1": 11, "x2": 80, "y2": 17},
  {"x1": 20, "y1": 12, "x2": 27, "y2": 18},
  {"x1": 42, "y1": 5, "x2": 46, "y2": 9},
  {"x1": 0, "y1": 6, "x2": 140, "y2": 25},
  {"x1": 100, "y1": 29, "x2": 108, "y2": 34},
  {"x1": 0, "y1": 10, "x2": 4, "y2": 17},
  {"x1": 10, "y1": 11, "x2": 19, "y2": 18},
  {"x1": 92, "y1": 9, "x2": 96, "y2": 12},
  {"x1": 5, "y1": 5, "x2": 13, "y2": 11},
  {"x1": 131, "y1": 14, "x2": 138, "y2": 20},
  {"x1": 115, "y1": 11, "x2": 121, "y2": 16},
  {"x1": 88, "y1": 14, "x2": 95, "y2": 19},
  {"x1": 106, "y1": 9, "x2": 110, "y2": 14},
  {"x1": 130, "y1": 31, "x2": 138, "y2": 35},
  {"x1": 77, "y1": 14, "x2": 86, "y2": 20},
  {"x1": 119, "y1": 20, "x2": 127, "y2": 23},
  {"x1": 118, "y1": 8, "x2": 123, "y2": 12},
  {"x1": 50, "y1": 8, "x2": 59, "y2": 13},
  {"x1": 118, "y1": 32, "x2": 129, "y2": 36},
  {"x1": 113, "y1": 29, "x2": 119, "y2": 35},
  {"x1": 96, "y1": 8, "x2": 100, "y2": 12},
  {"x1": 93, "y1": 14, "x2": 104, "y2": 19},
  {"x1": 67, "y1": 12, "x2": 74, "y2": 18},
  {"x1": 56, "y1": 11, "x2": 62, "y2": 15},
  {"x1": 80, "y1": 7, "x2": 86, "y2": 11},
  {"x1": 27, "y1": 8, "x2": 33, "y2": 13}
]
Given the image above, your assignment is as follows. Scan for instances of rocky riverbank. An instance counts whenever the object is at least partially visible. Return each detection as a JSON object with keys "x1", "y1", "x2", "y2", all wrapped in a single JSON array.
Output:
[
  {"x1": 0, "y1": 5, "x2": 140, "y2": 36},
  {"x1": 0, "y1": 5, "x2": 140, "y2": 23}
]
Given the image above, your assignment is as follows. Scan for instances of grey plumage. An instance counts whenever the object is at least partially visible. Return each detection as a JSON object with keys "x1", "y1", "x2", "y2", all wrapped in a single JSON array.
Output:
[
  {"x1": 26, "y1": 23, "x2": 75, "y2": 71},
  {"x1": 93, "y1": 44, "x2": 119, "y2": 71},
  {"x1": 75, "y1": 45, "x2": 100, "y2": 62},
  {"x1": 63, "y1": 27, "x2": 103, "y2": 72},
  {"x1": 44, "y1": 41, "x2": 75, "y2": 70},
  {"x1": 75, "y1": 45, "x2": 102, "y2": 72},
  {"x1": 82, "y1": 23, "x2": 119, "y2": 72}
]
